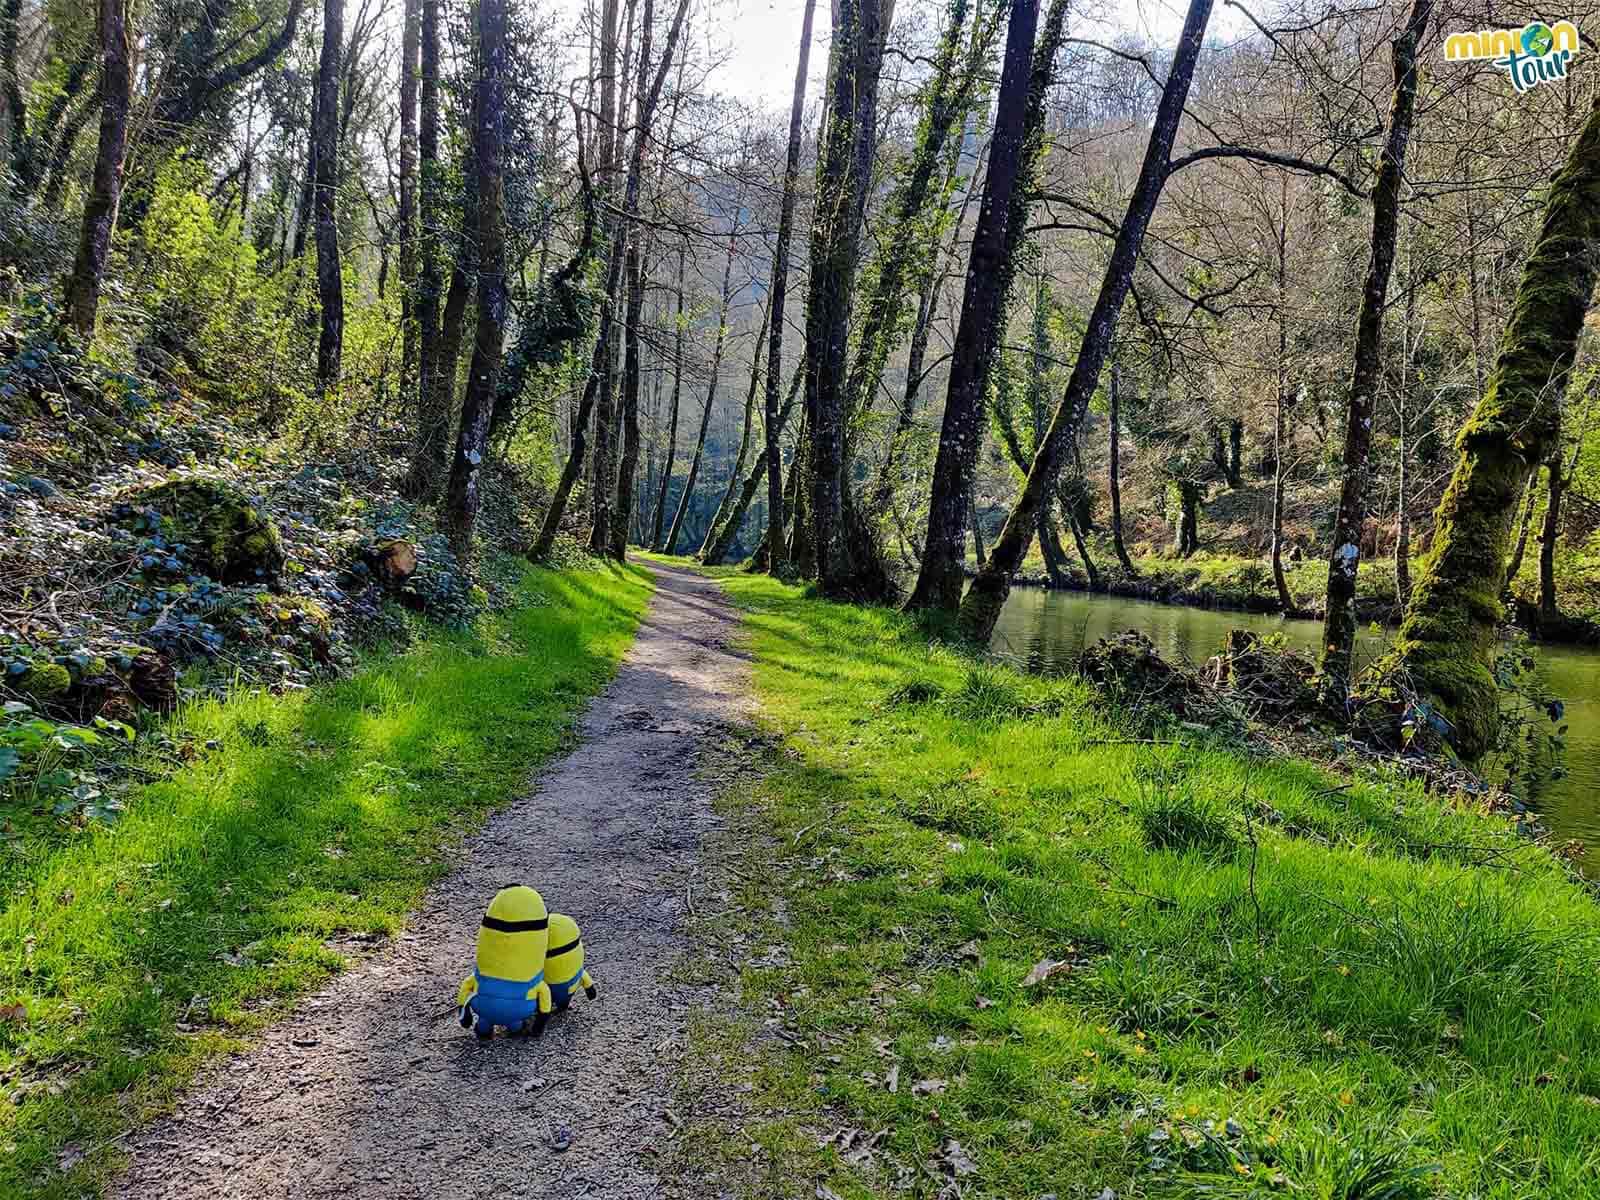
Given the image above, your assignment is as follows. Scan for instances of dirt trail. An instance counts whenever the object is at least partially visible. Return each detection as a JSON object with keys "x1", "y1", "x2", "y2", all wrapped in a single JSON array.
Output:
[{"x1": 114, "y1": 563, "x2": 751, "y2": 1200}]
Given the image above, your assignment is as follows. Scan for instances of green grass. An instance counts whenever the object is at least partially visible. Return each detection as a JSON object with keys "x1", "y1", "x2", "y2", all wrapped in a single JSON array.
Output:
[
  {"x1": 0, "y1": 561, "x2": 652, "y2": 1197},
  {"x1": 711, "y1": 572, "x2": 1600, "y2": 1199}
]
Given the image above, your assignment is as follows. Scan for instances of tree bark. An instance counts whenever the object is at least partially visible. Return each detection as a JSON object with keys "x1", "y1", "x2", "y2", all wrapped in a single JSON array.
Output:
[
  {"x1": 1318, "y1": 0, "x2": 1432, "y2": 705},
  {"x1": 651, "y1": 246, "x2": 688, "y2": 550},
  {"x1": 905, "y1": 0, "x2": 1065, "y2": 613},
  {"x1": 955, "y1": 0, "x2": 1212, "y2": 641},
  {"x1": 1505, "y1": 472, "x2": 1539, "y2": 586},
  {"x1": 586, "y1": 0, "x2": 624, "y2": 555},
  {"x1": 314, "y1": 0, "x2": 345, "y2": 391},
  {"x1": 763, "y1": 0, "x2": 818, "y2": 575},
  {"x1": 63, "y1": 0, "x2": 131, "y2": 341},
  {"x1": 802, "y1": 0, "x2": 894, "y2": 595},
  {"x1": 702, "y1": 299, "x2": 771, "y2": 558},
  {"x1": 704, "y1": 365, "x2": 803, "y2": 565},
  {"x1": 1, "y1": 0, "x2": 26, "y2": 184},
  {"x1": 1387, "y1": 89, "x2": 1600, "y2": 760},
  {"x1": 1538, "y1": 445, "x2": 1565, "y2": 623},
  {"x1": 406, "y1": 0, "x2": 448, "y2": 496},
  {"x1": 610, "y1": 237, "x2": 645, "y2": 557},
  {"x1": 398, "y1": 0, "x2": 421, "y2": 399},
  {"x1": 665, "y1": 223, "x2": 738, "y2": 555},
  {"x1": 442, "y1": 0, "x2": 509, "y2": 558},
  {"x1": 1173, "y1": 481, "x2": 1200, "y2": 556},
  {"x1": 1108, "y1": 364, "x2": 1135, "y2": 574},
  {"x1": 1269, "y1": 177, "x2": 1294, "y2": 613}
]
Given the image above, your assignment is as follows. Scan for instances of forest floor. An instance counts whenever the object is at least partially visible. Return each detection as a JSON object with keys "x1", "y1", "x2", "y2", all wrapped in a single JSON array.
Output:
[{"x1": 103, "y1": 562, "x2": 759, "y2": 1199}]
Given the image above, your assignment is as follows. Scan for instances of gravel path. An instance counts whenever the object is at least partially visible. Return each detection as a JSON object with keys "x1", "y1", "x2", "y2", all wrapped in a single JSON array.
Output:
[{"x1": 114, "y1": 563, "x2": 751, "y2": 1200}]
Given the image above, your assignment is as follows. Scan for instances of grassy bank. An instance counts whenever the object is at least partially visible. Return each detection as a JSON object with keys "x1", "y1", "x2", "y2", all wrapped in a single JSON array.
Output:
[
  {"x1": 708, "y1": 573, "x2": 1600, "y2": 1199},
  {"x1": 1, "y1": 562, "x2": 651, "y2": 1198}
]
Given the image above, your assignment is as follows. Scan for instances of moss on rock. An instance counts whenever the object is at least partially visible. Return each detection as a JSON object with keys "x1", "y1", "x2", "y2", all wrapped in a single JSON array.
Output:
[
  {"x1": 17, "y1": 662, "x2": 72, "y2": 700},
  {"x1": 126, "y1": 478, "x2": 285, "y2": 584}
]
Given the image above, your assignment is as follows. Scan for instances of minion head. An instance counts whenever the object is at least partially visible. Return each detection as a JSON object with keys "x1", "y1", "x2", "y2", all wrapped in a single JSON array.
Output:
[
  {"x1": 475, "y1": 885, "x2": 549, "y2": 982},
  {"x1": 545, "y1": 912, "x2": 584, "y2": 986}
]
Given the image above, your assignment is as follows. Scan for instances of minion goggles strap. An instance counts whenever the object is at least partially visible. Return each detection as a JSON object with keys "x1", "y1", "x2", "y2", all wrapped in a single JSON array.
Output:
[{"x1": 481, "y1": 915, "x2": 548, "y2": 932}]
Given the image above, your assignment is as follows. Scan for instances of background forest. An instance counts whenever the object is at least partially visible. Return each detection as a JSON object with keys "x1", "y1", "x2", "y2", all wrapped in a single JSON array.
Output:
[{"x1": 2, "y1": 0, "x2": 1598, "y2": 766}]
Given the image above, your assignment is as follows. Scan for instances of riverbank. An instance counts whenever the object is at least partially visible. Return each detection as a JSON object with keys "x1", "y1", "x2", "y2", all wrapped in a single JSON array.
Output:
[
  {"x1": 701, "y1": 570, "x2": 1600, "y2": 1198},
  {"x1": 996, "y1": 547, "x2": 1600, "y2": 644},
  {"x1": 1, "y1": 562, "x2": 651, "y2": 1198}
]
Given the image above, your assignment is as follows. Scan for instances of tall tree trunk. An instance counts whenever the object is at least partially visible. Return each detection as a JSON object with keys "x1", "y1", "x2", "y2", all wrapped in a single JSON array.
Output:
[
  {"x1": 652, "y1": 246, "x2": 688, "y2": 550},
  {"x1": 586, "y1": 0, "x2": 623, "y2": 553},
  {"x1": 702, "y1": 299, "x2": 771, "y2": 558},
  {"x1": 802, "y1": 0, "x2": 894, "y2": 595},
  {"x1": 763, "y1": 0, "x2": 818, "y2": 575},
  {"x1": 1387, "y1": 89, "x2": 1600, "y2": 760},
  {"x1": 1269, "y1": 178, "x2": 1294, "y2": 613},
  {"x1": 610, "y1": 239, "x2": 645, "y2": 557},
  {"x1": 1318, "y1": 0, "x2": 1432, "y2": 705},
  {"x1": 406, "y1": 0, "x2": 448, "y2": 496},
  {"x1": 398, "y1": 0, "x2": 421, "y2": 398},
  {"x1": 956, "y1": 0, "x2": 1212, "y2": 641},
  {"x1": 704, "y1": 365, "x2": 803, "y2": 566},
  {"x1": 1504, "y1": 472, "x2": 1539, "y2": 586},
  {"x1": 905, "y1": 0, "x2": 1065, "y2": 613},
  {"x1": 1395, "y1": 385, "x2": 1411, "y2": 611},
  {"x1": 1537, "y1": 445, "x2": 1565, "y2": 624},
  {"x1": 665, "y1": 224, "x2": 738, "y2": 554},
  {"x1": 442, "y1": 0, "x2": 508, "y2": 557},
  {"x1": 314, "y1": 0, "x2": 345, "y2": 391},
  {"x1": 1173, "y1": 481, "x2": 1200, "y2": 557},
  {"x1": 63, "y1": 0, "x2": 131, "y2": 340},
  {"x1": 1108, "y1": 364, "x2": 1135, "y2": 574},
  {"x1": 3, "y1": 0, "x2": 30, "y2": 185},
  {"x1": 1063, "y1": 505, "x2": 1098, "y2": 588}
]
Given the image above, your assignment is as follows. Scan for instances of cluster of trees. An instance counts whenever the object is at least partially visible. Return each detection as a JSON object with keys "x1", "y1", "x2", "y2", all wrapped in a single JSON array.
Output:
[{"x1": 3, "y1": 0, "x2": 1597, "y2": 756}]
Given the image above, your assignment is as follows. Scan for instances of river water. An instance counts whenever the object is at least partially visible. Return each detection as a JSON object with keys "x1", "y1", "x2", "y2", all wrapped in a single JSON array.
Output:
[{"x1": 991, "y1": 585, "x2": 1600, "y2": 875}]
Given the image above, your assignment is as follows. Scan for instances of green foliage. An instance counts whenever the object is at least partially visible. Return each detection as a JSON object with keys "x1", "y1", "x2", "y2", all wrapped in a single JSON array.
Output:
[
  {"x1": 709, "y1": 571, "x2": 1600, "y2": 1200},
  {"x1": 0, "y1": 563, "x2": 652, "y2": 1196}
]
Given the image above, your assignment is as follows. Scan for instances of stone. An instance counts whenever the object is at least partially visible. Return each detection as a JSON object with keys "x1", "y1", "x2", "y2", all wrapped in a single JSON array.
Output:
[{"x1": 123, "y1": 478, "x2": 285, "y2": 584}]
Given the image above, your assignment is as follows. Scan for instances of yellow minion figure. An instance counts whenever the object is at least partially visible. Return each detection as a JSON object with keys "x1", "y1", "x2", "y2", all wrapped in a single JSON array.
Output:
[
  {"x1": 456, "y1": 885, "x2": 553, "y2": 1039},
  {"x1": 544, "y1": 912, "x2": 597, "y2": 1010}
]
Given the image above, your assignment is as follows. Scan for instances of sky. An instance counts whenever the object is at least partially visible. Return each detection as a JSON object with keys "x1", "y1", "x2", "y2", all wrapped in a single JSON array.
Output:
[{"x1": 697, "y1": 0, "x2": 1248, "y2": 110}]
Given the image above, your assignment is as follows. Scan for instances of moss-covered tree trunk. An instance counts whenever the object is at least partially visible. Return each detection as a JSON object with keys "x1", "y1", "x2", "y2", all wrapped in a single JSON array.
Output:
[
  {"x1": 397, "y1": 0, "x2": 420, "y2": 398},
  {"x1": 1317, "y1": 0, "x2": 1431, "y2": 704},
  {"x1": 701, "y1": 299, "x2": 771, "y2": 558},
  {"x1": 63, "y1": 0, "x2": 130, "y2": 340},
  {"x1": 1385, "y1": 89, "x2": 1600, "y2": 760}
]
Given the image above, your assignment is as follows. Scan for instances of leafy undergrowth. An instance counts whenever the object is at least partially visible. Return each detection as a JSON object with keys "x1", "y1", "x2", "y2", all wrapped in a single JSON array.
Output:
[
  {"x1": 0, "y1": 562, "x2": 651, "y2": 1198},
  {"x1": 711, "y1": 573, "x2": 1600, "y2": 1199}
]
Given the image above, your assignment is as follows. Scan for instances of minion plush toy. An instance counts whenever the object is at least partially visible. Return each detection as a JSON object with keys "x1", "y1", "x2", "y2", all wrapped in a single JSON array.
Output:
[
  {"x1": 457, "y1": 885, "x2": 553, "y2": 1039},
  {"x1": 544, "y1": 912, "x2": 598, "y2": 1010}
]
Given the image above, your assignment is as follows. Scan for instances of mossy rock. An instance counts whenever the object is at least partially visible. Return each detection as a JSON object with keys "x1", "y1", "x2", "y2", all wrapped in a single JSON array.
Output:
[
  {"x1": 126, "y1": 478, "x2": 285, "y2": 584},
  {"x1": 17, "y1": 661, "x2": 72, "y2": 700}
]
